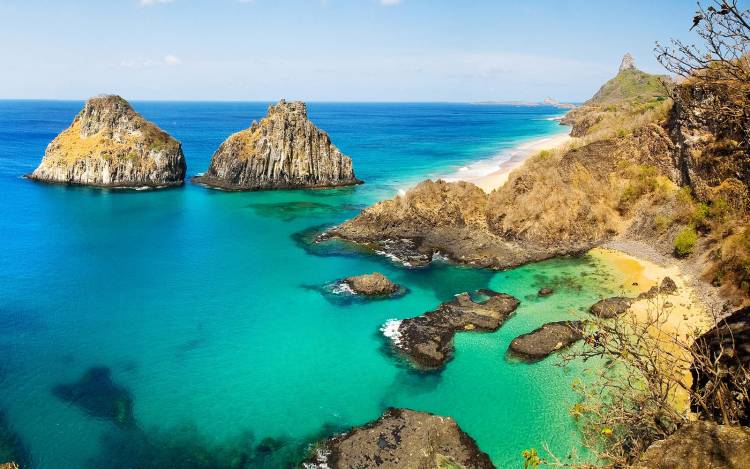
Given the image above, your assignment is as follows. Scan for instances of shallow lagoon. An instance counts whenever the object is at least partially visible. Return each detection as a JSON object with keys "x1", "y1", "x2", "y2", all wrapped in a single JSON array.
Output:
[{"x1": 0, "y1": 101, "x2": 627, "y2": 467}]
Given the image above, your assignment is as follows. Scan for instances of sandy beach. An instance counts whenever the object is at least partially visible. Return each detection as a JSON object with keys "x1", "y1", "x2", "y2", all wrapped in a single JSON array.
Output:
[
  {"x1": 590, "y1": 247, "x2": 716, "y2": 410},
  {"x1": 446, "y1": 131, "x2": 573, "y2": 193}
]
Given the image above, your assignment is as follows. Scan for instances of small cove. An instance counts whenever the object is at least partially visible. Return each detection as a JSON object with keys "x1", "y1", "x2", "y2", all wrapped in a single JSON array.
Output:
[{"x1": 0, "y1": 101, "x2": 634, "y2": 467}]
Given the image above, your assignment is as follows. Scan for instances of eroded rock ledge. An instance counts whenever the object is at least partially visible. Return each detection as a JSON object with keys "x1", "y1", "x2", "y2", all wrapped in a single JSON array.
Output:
[
  {"x1": 193, "y1": 100, "x2": 361, "y2": 190},
  {"x1": 382, "y1": 289, "x2": 520, "y2": 370},
  {"x1": 303, "y1": 408, "x2": 495, "y2": 469},
  {"x1": 28, "y1": 95, "x2": 186, "y2": 188},
  {"x1": 508, "y1": 321, "x2": 585, "y2": 362}
]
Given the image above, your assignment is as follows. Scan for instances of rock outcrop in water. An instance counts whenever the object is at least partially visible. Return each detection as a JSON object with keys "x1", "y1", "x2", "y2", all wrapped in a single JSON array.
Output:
[
  {"x1": 304, "y1": 408, "x2": 495, "y2": 469},
  {"x1": 343, "y1": 272, "x2": 399, "y2": 296},
  {"x1": 28, "y1": 95, "x2": 185, "y2": 188},
  {"x1": 383, "y1": 289, "x2": 519, "y2": 370},
  {"x1": 508, "y1": 321, "x2": 584, "y2": 362},
  {"x1": 193, "y1": 100, "x2": 361, "y2": 190}
]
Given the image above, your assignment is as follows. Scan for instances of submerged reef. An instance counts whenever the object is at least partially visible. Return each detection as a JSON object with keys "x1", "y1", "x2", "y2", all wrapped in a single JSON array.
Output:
[
  {"x1": 0, "y1": 411, "x2": 29, "y2": 468},
  {"x1": 87, "y1": 421, "x2": 347, "y2": 469},
  {"x1": 52, "y1": 366, "x2": 135, "y2": 428}
]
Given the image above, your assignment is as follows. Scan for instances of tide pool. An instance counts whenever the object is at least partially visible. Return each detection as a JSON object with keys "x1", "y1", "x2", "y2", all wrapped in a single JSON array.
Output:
[{"x1": 0, "y1": 101, "x2": 626, "y2": 468}]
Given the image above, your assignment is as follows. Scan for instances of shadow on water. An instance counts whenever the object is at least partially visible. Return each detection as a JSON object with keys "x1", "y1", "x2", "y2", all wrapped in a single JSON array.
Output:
[
  {"x1": 247, "y1": 201, "x2": 365, "y2": 222},
  {"x1": 51, "y1": 367, "x2": 135, "y2": 428},
  {"x1": 0, "y1": 410, "x2": 31, "y2": 468}
]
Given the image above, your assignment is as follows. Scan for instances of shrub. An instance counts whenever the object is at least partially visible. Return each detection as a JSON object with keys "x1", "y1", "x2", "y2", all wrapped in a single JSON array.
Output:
[
  {"x1": 654, "y1": 214, "x2": 672, "y2": 232},
  {"x1": 674, "y1": 225, "x2": 698, "y2": 257}
]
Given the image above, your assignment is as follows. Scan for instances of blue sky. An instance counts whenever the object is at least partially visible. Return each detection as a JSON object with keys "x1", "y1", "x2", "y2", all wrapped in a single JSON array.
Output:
[{"x1": 0, "y1": 0, "x2": 700, "y2": 101}]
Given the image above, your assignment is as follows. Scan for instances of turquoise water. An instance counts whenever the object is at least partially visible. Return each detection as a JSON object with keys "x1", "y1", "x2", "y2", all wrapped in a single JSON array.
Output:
[{"x1": 0, "y1": 101, "x2": 625, "y2": 468}]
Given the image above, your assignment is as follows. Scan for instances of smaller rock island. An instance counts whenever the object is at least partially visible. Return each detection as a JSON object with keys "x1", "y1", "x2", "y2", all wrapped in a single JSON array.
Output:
[
  {"x1": 28, "y1": 95, "x2": 186, "y2": 188},
  {"x1": 193, "y1": 100, "x2": 361, "y2": 190},
  {"x1": 343, "y1": 272, "x2": 399, "y2": 296}
]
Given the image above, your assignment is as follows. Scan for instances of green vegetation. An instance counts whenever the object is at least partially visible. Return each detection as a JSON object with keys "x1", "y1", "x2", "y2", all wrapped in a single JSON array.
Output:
[
  {"x1": 674, "y1": 225, "x2": 698, "y2": 257},
  {"x1": 588, "y1": 68, "x2": 668, "y2": 105}
]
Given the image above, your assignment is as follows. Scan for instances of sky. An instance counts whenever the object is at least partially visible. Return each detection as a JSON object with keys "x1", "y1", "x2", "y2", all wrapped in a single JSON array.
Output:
[{"x1": 0, "y1": 0, "x2": 702, "y2": 102}]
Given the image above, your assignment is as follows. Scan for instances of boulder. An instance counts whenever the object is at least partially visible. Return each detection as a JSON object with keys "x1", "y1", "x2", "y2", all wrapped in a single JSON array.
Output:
[
  {"x1": 193, "y1": 100, "x2": 361, "y2": 190},
  {"x1": 590, "y1": 297, "x2": 633, "y2": 318},
  {"x1": 303, "y1": 408, "x2": 495, "y2": 469},
  {"x1": 508, "y1": 321, "x2": 585, "y2": 362},
  {"x1": 343, "y1": 272, "x2": 399, "y2": 296},
  {"x1": 635, "y1": 421, "x2": 750, "y2": 469},
  {"x1": 538, "y1": 287, "x2": 554, "y2": 297},
  {"x1": 383, "y1": 290, "x2": 519, "y2": 370},
  {"x1": 28, "y1": 95, "x2": 185, "y2": 188}
]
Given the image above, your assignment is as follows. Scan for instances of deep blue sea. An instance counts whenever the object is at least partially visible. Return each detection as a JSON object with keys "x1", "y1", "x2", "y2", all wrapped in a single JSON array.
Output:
[{"x1": 0, "y1": 101, "x2": 626, "y2": 468}]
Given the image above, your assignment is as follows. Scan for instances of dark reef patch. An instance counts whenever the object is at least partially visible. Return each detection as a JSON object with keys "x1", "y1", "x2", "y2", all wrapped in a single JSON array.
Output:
[
  {"x1": 52, "y1": 367, "x2": 135, "y2": 428},
  {"x1": 87, "y1": 421, "x2": 348, "y2": 469},
  {"x1": 292, "y1": 225, "x2": 374, "y2": 259},
  {"x1": 247, "y1": 201, "x2": 365, "y2": 222},
  {"x1": 0, "y1": 411, "x2": 30, "y2": 468},
  {"x1": 401, "y1": 264, "x2": 494, "y2": 303}
]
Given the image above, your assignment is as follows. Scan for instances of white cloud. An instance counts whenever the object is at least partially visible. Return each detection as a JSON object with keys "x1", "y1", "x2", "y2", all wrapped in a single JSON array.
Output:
[
  {"x1": 119, "y1": 55, "x2": 182, "y2": 68},
  {"x1": 139, "y1": 0, "x2": 175, "y2": 6},
  {"x1": 379, "y1": 0, "x2": 402, "y2": 5},
  {"x1": 164, "y1": 55, "x2": 182, "y2": 66}
]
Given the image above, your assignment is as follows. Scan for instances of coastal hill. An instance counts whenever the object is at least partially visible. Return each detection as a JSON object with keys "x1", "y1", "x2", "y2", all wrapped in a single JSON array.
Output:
[
  {"x1": 28, "y1": 95, "x2": 186, "y2": 188},
  {"x1": 193, "y1": 100, "x2": 361, "y2": 191},
  {"x1": 323, "y1": 54, "x2": 749, "y2": 308}
]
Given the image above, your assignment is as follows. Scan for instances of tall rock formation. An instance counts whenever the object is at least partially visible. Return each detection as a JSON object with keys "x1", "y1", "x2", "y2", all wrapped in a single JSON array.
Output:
[
  {"x1": 193, "y1": 100, "x2": 361, "y2": 190},
  {"x1": 28, "y1": 95, "x2": 186, "y2": 188},
  {"x1": 619, "y1": 52, "x2": 636, "y2": 72}
]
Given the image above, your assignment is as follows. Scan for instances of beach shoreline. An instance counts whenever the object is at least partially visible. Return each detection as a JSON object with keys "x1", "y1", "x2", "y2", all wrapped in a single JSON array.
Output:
[{"x1": 444, "y1": 129, "x2": 573, "y2": 193}]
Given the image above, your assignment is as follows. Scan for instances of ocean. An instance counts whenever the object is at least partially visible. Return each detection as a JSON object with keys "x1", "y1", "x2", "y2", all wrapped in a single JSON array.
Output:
[{"x1": 0, "y1": 101, "x2": 625, "y2": 467}]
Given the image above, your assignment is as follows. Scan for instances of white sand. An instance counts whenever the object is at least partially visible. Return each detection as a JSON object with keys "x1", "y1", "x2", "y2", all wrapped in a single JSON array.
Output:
[{"x1": 446, "y1": 132, "x2": 573, "y2": 193}]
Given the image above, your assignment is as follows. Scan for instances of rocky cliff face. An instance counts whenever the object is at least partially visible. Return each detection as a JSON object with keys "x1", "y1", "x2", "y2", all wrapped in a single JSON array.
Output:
[
  {"x1": 28, "y1": 95, "x2": 185, "y2": 188},
  {"x1": 304, "y1": 408, "x2": 495, "y2": 469},
  {"x1": 634, "y1": 421, "x2": 750, "y2": 469},
  {"x1": 193, "y1": 100, "x2": 361, "y2": 190}
]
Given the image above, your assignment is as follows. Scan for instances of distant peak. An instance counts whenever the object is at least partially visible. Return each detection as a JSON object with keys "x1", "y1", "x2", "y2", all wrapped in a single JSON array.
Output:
[{"x1": 619, "y1": 53, "x2": 636, "y2": 72}]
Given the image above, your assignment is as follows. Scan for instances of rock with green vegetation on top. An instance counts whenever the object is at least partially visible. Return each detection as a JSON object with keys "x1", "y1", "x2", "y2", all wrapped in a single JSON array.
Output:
[{"x1": 28, "y1": 95, "x2": 186, "y2": 188}]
